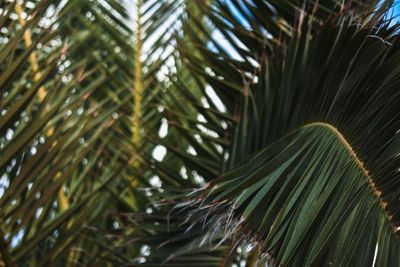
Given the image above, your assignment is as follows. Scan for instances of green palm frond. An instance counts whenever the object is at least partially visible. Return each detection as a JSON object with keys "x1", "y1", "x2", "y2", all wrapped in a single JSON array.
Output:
[
  {"x1": 0, "y1": 0, "x2": 139, "y2": 265},
  {"x1": 111, "y1": 0, "x2": 400, "y2": 266}
]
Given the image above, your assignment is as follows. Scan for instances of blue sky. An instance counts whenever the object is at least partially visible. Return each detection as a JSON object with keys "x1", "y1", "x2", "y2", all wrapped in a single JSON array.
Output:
[{"x1": 388, "y1": 1, "x2": 400, "y2": 24}]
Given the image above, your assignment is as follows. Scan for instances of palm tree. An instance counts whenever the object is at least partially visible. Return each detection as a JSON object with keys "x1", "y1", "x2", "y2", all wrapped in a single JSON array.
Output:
[
  {"x1": 1, "y1": 0, "x2": 400, "y2": 266},
  {"x1": 105, "y1": 0, "x2": 400, "y2": 266},
  {"x1": 0, "y1": 0, "x2": 190, "y2": 265},
  {"x1": 0, "y1": 0, "x2": 140, "y2": 265}
]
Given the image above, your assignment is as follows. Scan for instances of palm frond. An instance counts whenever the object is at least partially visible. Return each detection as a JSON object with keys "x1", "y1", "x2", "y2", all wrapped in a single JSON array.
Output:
[{"x1": 114, "y1": 0, "x2": 400, "y2": 265}]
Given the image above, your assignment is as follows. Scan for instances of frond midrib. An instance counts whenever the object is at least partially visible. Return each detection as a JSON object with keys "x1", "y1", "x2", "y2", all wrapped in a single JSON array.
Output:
[{"x1": 305, "y1": 122, "x2": 394, "y2": 229}]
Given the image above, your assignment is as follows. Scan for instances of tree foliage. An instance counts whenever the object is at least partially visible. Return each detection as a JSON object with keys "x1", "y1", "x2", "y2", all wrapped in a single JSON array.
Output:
[{"x1": 0, "y1": 0, "x2": 400, "y2": 266}]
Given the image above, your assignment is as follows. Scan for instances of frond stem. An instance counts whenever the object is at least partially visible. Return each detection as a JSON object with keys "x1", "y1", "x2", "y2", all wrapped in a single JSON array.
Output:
[
  {"x1": 305, "y1": 122, "x2": 394, "y2": 227},
  {"x1": 15, "y1": 3, "x2": 46, "y2": 101},
  {"x1": 133, "y1": 0, "x2": 142, "y2": 145}
]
